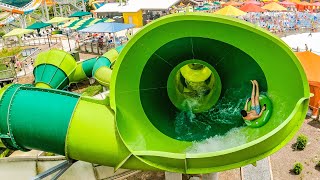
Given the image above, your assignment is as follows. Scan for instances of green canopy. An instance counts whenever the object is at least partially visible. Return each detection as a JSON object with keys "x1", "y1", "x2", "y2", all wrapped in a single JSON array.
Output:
[
  {"x1": 105, "y1": 18, "x2": 115, "y2": 22},
  {"x1": 68, "y1": 19, "x2": 82, "y2": 28},
  {"x1": 3, "y1": 28, "x2": 34, "y2": 38},
  {"x1": 69, "y1": 11, "x2": 92, "y2": 18},
  {"x1": 47, "y1": 17, "x2": 71, "y2": 24},
  {"x1": 26, "y1": 22, "x2": 52, "y2": 30},
  {"x1": 63, "y1": 19, "x2": 77, "y2": 27},
  {"x1": 195, "y1": 7, "x2": 210, "y2": 11}
]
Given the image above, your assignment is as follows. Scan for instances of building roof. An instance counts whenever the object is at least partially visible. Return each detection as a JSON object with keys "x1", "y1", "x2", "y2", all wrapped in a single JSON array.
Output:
[
  {"x1": 26, "y1": 22, "x2": 52, "y2": 30},
  {"x1": 79, "y1": 22, "x2": 135, "y2": 33},
  {"x1": 95, "y1": 0, "x2": 183, "y2": 13}
]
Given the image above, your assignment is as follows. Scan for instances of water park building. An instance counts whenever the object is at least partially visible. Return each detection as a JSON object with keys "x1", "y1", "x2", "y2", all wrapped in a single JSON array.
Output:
[{"x1": 95, "y1": 0, "x2": 199, "y2": 27}]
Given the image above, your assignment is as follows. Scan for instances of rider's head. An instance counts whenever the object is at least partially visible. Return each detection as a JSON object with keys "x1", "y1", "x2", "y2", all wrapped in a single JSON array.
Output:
[{"x1": 240, "y1": 110, "x2": 247, "y2": 117}]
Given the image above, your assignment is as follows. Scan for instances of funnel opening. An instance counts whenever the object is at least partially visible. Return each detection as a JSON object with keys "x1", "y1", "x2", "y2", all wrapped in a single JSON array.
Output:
[
  {"x1": 112, "y1": 14, "x2": 309, "y2": 171},
  {"x1": 139, "y1": 37, "x2": 267, "y2": 141},
  {"x1": 167, "y1": 60, "x2": 222, "y2": 113}
]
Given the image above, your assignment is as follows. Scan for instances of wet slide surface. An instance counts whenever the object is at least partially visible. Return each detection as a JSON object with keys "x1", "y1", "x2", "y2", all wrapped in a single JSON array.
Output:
[{"x1": 112, "y1": 13, "x2": 309, "y2": 173}]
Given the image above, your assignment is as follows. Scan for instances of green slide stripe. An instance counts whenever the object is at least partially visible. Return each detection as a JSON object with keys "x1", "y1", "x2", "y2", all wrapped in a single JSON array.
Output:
[
  {"x1": 66, "y1": 97, "x2": 131, "y2": 166},
  {"x1": 82, "y1": 58, "x2": 97, "y2": 77},
  {"x1": 0, "y1": 84, "x2": 13, "y2": 101},
  {"x1": 94, "y1": 66, "x2": 112, "y2": 87},
  {"x1": 36, "y1": 83, "x2": 52, "y2": 89},
  {"x1": 115, "y1": 45, "x2": 125, "y2": 54},
  {"x1": 0, "y1": 84, "x2": 29, "y2": 150},
  {"x1": 34, "y1": 64, "x2": 69, "y2": 89},
  {"x1": 69, "y1": 58, "x2": 97, "y2": 83},
  {"x1": 92, "y1": 56, "x2": 111, "y2": 76},
  {"x1": 34, "y1": 49, "x2": 77, "y2": 81},
  {"x1": 71, "y1": 64, "x2": 87, "y2": 83},
  {"x1": 0, "y1": 85, "x2": 80, "y2": 154},
  {"x1": 102, "y1": 49, "x2": 119, "y2": 63}
]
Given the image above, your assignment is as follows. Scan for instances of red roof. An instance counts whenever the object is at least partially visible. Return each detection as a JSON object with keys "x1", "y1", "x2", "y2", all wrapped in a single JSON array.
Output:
[
  {"x1": 279, "y1": 1, "x2": 296, "y2": 6},
  {"x1": 243, "y1": 0, "x2": 261, "y2": 5},
  {"x1": 240, "y1": 3, "x2": 266, "y2": 12}
]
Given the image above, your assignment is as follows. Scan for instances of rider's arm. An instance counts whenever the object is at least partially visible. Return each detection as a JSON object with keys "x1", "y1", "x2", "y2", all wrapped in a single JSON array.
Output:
[
  {"x1": 257, "y1": 106, "x2": 266, "y2": 118},
  {"x1": 244, "y1": 101, "x2": 248, "y2": 111},
  {"x1": 244, "y1": 98, "x2": 250, "y2": 111}
]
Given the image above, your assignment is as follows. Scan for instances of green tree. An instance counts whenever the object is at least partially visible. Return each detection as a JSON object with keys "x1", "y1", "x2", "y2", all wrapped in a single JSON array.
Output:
[
  {"x1": 295, "y1": 134, "x2": 308, "y2": 150},
  {"x1": 293, "y1": 163, "x2": 303, "y2": 175},
  {"x1": 86, "y1": 2, "x2": 94, "y2": 12}
]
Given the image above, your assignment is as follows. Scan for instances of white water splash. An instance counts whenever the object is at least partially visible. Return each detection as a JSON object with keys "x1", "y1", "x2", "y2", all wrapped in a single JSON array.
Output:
[{"x1": 186, "y1": 127, "x2": 247, "y2": 153}]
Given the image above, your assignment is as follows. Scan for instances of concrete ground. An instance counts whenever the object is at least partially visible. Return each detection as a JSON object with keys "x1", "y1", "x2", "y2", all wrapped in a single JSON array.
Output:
[{"x1": 270, "y1": 118, "x2": 320, "y2": 180}]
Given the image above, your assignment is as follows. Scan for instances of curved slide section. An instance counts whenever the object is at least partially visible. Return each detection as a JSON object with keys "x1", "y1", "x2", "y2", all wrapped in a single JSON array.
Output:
[
  {"x1": 33, "y1": 45, "x2": 124, "y2": 89},
  {"x1": 92, "y1": 46, "x2": 123, "y2": 86},
  {"x1": 90, "y1": 0, "x2": 107, "y2": 10},
  {"x1": 0, "y1": 0, "x2": 42, "y2": 15},
  {"x1": 0, "y1": 13, "x2": 310, "y2": 174},
  {"x1": 70, "y1": 45, "x2": 124, "y2": 85},
  {"x1": 33, "y1": 49, "x2": 77, "y2": 89}
]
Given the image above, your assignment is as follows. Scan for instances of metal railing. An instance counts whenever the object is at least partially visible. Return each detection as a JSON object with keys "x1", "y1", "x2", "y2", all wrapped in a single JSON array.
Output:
[
  {"x1": 18, "y1": 47, "x2": 41, "y2": 76},
  {"x1": 0, "y1": 36, "x2": 61, "y2": 48},
  {"x1": 78, "y1": 38, "x2": 128, "y2": 55}
]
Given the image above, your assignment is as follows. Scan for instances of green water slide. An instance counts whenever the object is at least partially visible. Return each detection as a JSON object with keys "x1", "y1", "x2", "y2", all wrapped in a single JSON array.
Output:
[
  {"x1": 0, "y1": 13, "x2": 310, "y2": 174},
  {"x1": 33, "y1": 45, "x2": 123, "y2": 88}
]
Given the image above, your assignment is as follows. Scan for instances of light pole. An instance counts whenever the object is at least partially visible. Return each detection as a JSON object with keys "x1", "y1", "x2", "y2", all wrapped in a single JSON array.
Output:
[
  {"x1": 66, "y1": 32, "x2": 72, "y2": 52},
  {"x1": 82, "y1": 0, "x2": 86, "y2": 12},
  {"x1": 47, "y1": 34, "x2": 51, "y2": 48}
]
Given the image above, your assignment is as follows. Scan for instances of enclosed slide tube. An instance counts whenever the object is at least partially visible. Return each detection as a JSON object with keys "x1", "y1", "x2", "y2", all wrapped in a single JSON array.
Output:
[
  {"x1": 0, "y1": 13, "x2": 310, "y2": 174},
  {"x1": 33, "y1": 45, "x2": 124, "y2": 89}
]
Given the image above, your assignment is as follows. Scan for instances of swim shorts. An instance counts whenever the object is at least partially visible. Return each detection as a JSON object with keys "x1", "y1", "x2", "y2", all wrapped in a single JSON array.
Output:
[{"x1": 251, "y1": 105, "x2": 261, "y2": 114}]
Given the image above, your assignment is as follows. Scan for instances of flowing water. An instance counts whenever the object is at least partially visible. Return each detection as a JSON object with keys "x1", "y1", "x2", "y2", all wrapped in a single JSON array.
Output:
[
  {"x1": 186, "y1": 127, "x2": 247, "y2": 153},
  {"x1": 175, "y1": 84, "x2": 266, "y2": 147}
]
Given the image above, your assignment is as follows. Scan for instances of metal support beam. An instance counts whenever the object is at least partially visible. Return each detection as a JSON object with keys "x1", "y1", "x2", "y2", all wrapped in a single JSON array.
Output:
[
  {"x1": 19, "y1": 15, "x2": 27, "y2": 28},
  {"x1": 53, "y1": 4, "x2": 57, "y2": 17},
  {"x1": 44, "y1": 0, "x2": 50, "y2": 21},
  {"x1": 41, "y1": 5, "x2": 46, "y2": 21},
  {"x1": 32, "y1": 160, "x2": 76, "y2": 180},
  {"x1": 81, "y1": 0, "x2": 86, "y2": 12},
  {"x1": 59, "y1": 4, "x2": 63, "y2": 17}
]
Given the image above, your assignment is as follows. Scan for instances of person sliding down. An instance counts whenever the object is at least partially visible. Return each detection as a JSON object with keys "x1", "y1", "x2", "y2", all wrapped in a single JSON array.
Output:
[{"x1": 241, "y1": 80, "x2": 266, "y2": 121}]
